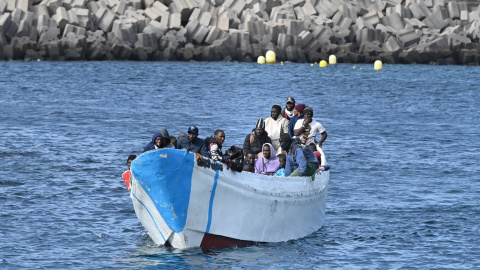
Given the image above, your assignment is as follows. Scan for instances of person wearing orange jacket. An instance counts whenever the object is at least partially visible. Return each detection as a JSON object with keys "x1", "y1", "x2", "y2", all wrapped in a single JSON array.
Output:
[{"x1": 122, "y1": 155, "x2": 137, "y2": 190}]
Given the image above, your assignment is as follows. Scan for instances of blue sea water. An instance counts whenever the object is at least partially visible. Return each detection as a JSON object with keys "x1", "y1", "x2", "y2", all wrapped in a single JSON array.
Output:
[{"x1": 0, "y1": 61, "x2": 479, "y2": 269}]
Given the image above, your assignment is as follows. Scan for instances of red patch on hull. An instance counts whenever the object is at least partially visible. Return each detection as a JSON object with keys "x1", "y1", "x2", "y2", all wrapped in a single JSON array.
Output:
[{"x1": 199, "y1": 233, "x2": 256, "y2": 249}]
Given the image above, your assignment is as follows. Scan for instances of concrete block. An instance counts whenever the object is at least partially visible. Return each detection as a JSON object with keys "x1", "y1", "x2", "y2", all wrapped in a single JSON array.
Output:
[
  {"x1": 44, "y1": 0, "x2": 62, "y2": 15},
  {"x1": 294, "y1": 6, "x2": 305, "y2": 20},
  {"x1": 423, "y1": 10, "x2": 448, "y2": 30},
  {"x1": 15, "y1": 0, "x2": 31, "y2": 11},
  {"x1": 222, "y1": 0, "x2": 246, "y2": 14},
  {"x1": 169, "y1": 13, "x2": 182, "y2": 30},
  {"x1": 216, "y1": 11, "x2": 230, "y2": 31},
  {"x1": 332, "y1": 11, "x2": 352, "y2": 30},
  {"x1": 404, "y1": 18, "x2": 427, "y2": 29},
  {"x1": 95, "y1": 7, "x2": 117, "y2": 32},
  {"x1": 38, "y1": 27, "x2": 60, "y2": 43},
  {"x1": 113, "y1": 0, "x2": 128, "y2": 15},
  {"x1": 315, "y1": 0, "x2": 338, "y2": 19},
  {"x1": 53, "y1": 7, "x2": 69, "y2": 29},
  {"x1": 312, "y1": 24, "x2": 333, "y2": 45},
  {"x1": 375, "y1": 23, "x2": 396, "y2": 36},
  {"x1": 302, "y1": 0, "x2": 317, "y2": 16},
  {"x1": 271, "y1": 4, "x2": 296, "y2": 22},
  {"x1": 229, "y1": 28, "x2": 249, "y2": 47},
  {"x1": 63, "y1": 24, "x2": 86, "y2": 38},
  {"x1": 340, "y1": 3, "x2": 357, "y2": 22},
  {"x1": 383, "y1": 35, "x2": 402, "y2": 52},
  {"x1": 36, "y1": 14, "x2": 57, "y2": 35},
  {"x1": 356, "y1": 17, "x2": 373, "y2": 30},
  {"x1": 398, "y1": 26, "x2": 421, "y2": 47},
  {"x1": 286, "y1": 20, "x2": 304, "y2": 36},
  {"x1": 409, "y1": 3, "x2": 426, "y2": 20},
  {"x1": 15, "y1": 19, "x2": 36, "y2": 40},
  {"x1": 204, "y1": 26, "x2": 228, "y2": 44},
  {"x1": 186, "y1": 19, "x2": 209, "y2": 44},
  {"x1": 432, "y1": 0, "x2": 444, "y2": 6},
  {"x1": 356, "y1": 28, "x2": 384, "y2": 44},
  {"x1": 264, "y1": 21, "x2": 286, "y2": 43},
  {"x1": 460, "y1": 10, "x2": 468, "y2": 21},
  {"x1": 0, "y1": 1, "x2": 7, "y2": 13},
  {"x1": 170, "y1": 0, "x2": 199, "y2": 22},
  {"x1": 363, "y1": 11, "x2": 381, "y2": 27},
  {"x1": 246, "y1": 20, "x2": 265, "y2": 42},
  {"x1": 143, "y1": 20, "x2": 168, "y2": 36},
  {"x1": 29, "y1": 5, "x2": 49, "y2": 18},
  {"x1": 190, "y1": 8, "x2": 212, "y2": 26},
  {"x1": 447, "y1": 1, "x2": 460, "y2": 20},
  {"x1": 71, "y1": 0, "x2": 87, "y2": 8},
  {"x1": 380, "y1": 12, "x2": 404, "y2": 32}
]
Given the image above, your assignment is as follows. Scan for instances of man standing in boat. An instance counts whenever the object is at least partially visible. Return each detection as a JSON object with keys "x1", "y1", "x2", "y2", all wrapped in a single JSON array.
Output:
[
  {"x1": 265, "y1": 104, "x2": 289, "y2": 156},
  {"x1": 176, "y1": 126, "x2": 209, "y2": 156},
  {"x1": 243, "y1": 118, "x2": 272, "y2": 157},
  {"x1": 204, "y1": 130, "x2": 231, "y2": 163},
  {"x1": 281, "y1": 97, "x2": 296, "y2": 120}
]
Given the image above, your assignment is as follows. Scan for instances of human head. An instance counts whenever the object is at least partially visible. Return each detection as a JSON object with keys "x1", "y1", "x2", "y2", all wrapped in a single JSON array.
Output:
[
  {"x1": 262, "y1": 144, "x2": 271, "y2": 159},
  {"x1": 277, "y1": 153, "x2": 286, "y2": 168},
  {"x1": 214, "y1": 129, "x2": 225, "y2": 145},
  {"x1": 159, "y1": 129, "x2": 170, "y2": 146},
  {"x1": 126, "y1": 154, "x2": 137, "y2": 169},
  {"x1": 245, "y1": 150, "x2": 255, "y2": 165},
  {"x1": 187, "y1": 126, "x2": 199, "y2": 142},
  {"x1": 154, "y1": 135, "x2": 163, "y2": 148},
  {"x1": 254, "y1": 118, "x2": 265, "y2": 136},
  {"x1": 304, "y1": 106, "x2": 313, "y2": 121},
  {"x1": 242, "y1": 164, "x2": 255, "y2": 173},
  {"x1": 271, "y1": 104, "x2": 282, "y2": 120},
  {"x1": 170, "y1": 136, "x2": 177, "y2": 147},
  {"x1": 280, "y1": 133, "x2": 292, "y2": 153},
  {"x1": 294, "y1": 104, "x2": 305, "y2": 116},
  {"x1": 178, "y1": 132, "x2": 187, "y2": 139},
  {"x1": 286, "y1": 97, "x2": 295, "y2": 111}
]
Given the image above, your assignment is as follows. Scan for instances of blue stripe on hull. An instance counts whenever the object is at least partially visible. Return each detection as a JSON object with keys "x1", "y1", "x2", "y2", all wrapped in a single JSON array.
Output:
[
  {"x1": 131, "y1": 149, "x2": 194, "y2": 233},
  {"x1": 206, "y1": 164, "x2": 220, "y2": 234},
  {"x1": 131, "y1": 191, "x2": 166, "y2": 242}
]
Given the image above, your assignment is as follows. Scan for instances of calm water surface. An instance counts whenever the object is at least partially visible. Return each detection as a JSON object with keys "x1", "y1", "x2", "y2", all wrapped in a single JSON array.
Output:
[{"x1": 0, "y1": 62, "x2": 479, "y2": 269}]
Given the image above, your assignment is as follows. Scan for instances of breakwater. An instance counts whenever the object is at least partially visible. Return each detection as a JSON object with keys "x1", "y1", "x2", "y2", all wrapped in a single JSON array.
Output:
[{"x1": 0, "y1": 0, "x2": 479, "y2": 64}]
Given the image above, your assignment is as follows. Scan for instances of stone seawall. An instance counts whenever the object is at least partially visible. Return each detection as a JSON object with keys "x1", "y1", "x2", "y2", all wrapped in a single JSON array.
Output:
[{"x1": 0, "y1": 0, "x2": 479, "y2": 64}]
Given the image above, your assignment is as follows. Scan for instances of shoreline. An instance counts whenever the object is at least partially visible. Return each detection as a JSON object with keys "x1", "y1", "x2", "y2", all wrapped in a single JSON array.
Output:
[{"x1": 0, "y1": 0, "x2": 479, "y2": 65}]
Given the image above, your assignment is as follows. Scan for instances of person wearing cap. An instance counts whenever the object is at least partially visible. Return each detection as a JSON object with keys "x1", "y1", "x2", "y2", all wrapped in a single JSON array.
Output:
[
  {"x1": 288, "y1": 104, "x2": 306, "y2": 138},
  {"x1": 279, "y1": 133, "x2": 319, "y2": 177},
  {"x1": 281, "y1": 97, "x2": 296, "y2": 120},
  {"x1": 293, "y1": 106, "x2": 327, "y2": 152},
  {"x1": 143, "y1": 132, "x2": 165, "y2": 152},
  {"x1": 204, "y1": 129, "x2": 231, "y2": 163},
  {"x1": 159, "y1": 129, "x2": 175, "y2": 148},
  {"x1": 265, "y1": 104, "x2": 289, "y2": 156},
  {"x1": 243, "y1": 118, "x2": 272, "y2": 157},
  {"x1": 176, "y1": 126, "x2": 208, "y2": 156}
]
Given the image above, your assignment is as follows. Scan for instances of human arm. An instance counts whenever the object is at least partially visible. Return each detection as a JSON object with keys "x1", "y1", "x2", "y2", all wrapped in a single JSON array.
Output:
[
  {"x1": 243, "y1": 134, "x2": 251, "y2": 155},
  {"x1": 317, "y1": 131, "x2": 327, "y2": 148},
  {"x1": 295, "y1": 148, "x2": 307, "y2": 175},
  {"x1": 294, "y1": 118, "x2": 312, "y2": 136}
]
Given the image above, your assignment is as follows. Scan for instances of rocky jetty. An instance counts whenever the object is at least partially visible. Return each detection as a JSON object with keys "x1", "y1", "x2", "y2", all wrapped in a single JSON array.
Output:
[{"x1": 0, "y1": 0, "x2": 479, "y2": 64}]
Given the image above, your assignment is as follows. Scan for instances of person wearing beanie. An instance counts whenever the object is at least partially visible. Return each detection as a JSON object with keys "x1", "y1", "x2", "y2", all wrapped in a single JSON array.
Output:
[
  {"x1": 288, "y1": 103, "x2": 306, "y2": 138},
  {"x1": 265, "y1": 104, "x2": 289, "y2": 156},
  {"x1": 293, "y1": 106, "x2": 327, "y2": 152},
  {"x1": 281, "y1": 97, "x2": 296, "y2": 120},
  {"x1": 243, "y1": 118, "x2": 272, "y2": 157}
]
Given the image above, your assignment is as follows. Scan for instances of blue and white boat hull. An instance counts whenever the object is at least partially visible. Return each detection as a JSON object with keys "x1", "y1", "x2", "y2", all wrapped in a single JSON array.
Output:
[{"x1": 130, "y1": 148, "x2": 329, "y2": 249}]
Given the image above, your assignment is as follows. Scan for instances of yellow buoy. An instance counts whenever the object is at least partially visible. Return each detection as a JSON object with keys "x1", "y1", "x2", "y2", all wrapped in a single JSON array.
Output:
[
  {"x1": 314, "y1": 62, "x2": 318, "y2": 64},
  {"x1": 257, "y1": 56, "x2": 265, "y2": 64},
  {"x1": 281, "y1": 61, "x2": 284, "y2": 65},
  {"x1": 319, "y1": 60, "x2": 327, "y2": 67},
  {"x1": 329, "y1": 55, "x2": 337, "y2": 64},
  {"x1": 266, "y1": 50, "x2": 276, "y2": 63},
  {"x1": 310, "y1": 63, "x2": 314, "y2": 66},
  {"x1": 353, "y1": 66, "x2": 356, "y2": 69},
  {"x1": 374, "y1": 60, "x2": 382, "y2": 70}
]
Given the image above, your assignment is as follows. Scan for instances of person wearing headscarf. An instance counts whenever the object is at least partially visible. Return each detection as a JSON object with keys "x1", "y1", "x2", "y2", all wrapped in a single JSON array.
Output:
[
  {"x1": 265, "y1": 104, "x2": 289, "y2": 156},
  {"x1": 243, "y1": 118, "x2": 272, "y2": 157},
  {"x1": 254, "y1": 143, "x2": 280, "y2": 175},
  {"x1": 143, "y1": 132, "x2": 164, "y2": 152}
]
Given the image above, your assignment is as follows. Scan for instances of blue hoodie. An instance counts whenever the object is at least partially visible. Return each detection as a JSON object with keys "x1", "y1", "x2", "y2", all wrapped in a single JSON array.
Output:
[{"x1": 143, "y1": 132, "x2": 163, "y2": 152}]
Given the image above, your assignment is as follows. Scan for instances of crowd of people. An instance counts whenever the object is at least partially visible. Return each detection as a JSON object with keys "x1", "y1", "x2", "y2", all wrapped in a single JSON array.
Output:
[{"x1": 122, "y1": 97, "x2": 328, "y2": 189}]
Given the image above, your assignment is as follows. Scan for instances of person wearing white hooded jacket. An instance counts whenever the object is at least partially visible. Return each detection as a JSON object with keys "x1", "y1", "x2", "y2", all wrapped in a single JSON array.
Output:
[{"x1": 265, "y1": 104, "x2": 289, "y2": 156}]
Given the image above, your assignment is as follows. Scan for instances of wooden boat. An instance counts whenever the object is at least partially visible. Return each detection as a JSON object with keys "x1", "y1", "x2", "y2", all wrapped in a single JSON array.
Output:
[{"x1": 130, "y1": 147, "x2": 330, "y2": 249}]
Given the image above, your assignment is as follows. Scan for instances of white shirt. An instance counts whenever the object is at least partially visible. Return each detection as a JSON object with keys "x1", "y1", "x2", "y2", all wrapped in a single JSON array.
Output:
[
  {"x1": 294, "y1": 119, "x2": 325, "y2": 145},
  {"x1": 265, "y1": 116, "x2": 289, "y2": 139}
]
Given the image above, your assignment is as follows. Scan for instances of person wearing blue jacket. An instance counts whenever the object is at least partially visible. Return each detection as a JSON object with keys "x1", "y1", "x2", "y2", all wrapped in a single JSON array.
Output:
[
  {"x1": 280, "y1": 133, "x2": 319, "y2": 177},
  {"x1": 143, "y1": 132, "x2": 164, "y2": 152},
  {"x1": 176, "y1": 126, "x2": 208, "y2": 156}
]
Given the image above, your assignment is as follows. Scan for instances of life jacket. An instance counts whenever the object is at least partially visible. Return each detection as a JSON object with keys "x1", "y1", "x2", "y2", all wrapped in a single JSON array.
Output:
[{"x1": 122, "y1": 170, "x2": 130, "y2": 190}]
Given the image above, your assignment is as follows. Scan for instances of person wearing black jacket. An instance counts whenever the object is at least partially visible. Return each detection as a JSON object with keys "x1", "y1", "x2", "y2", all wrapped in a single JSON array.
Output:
[{"x1": 243, "y1": 118, "x2": 272, "y2": 156}]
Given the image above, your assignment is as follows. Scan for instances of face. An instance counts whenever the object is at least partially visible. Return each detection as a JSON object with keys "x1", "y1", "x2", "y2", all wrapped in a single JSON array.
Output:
[
  {"x1": 304, "y1": 113, "x2": 312, "y2": 121},
  {"x1": 279, "y1": 158, "x2": 286, "y2": 168},
  {"x1": 246, "y1": 154, "x2": 255, "y2": 165},
  {"x1": 293, "y1": 109, "x2": 300, "y2": 116},
  {"x1": 162, "y1": 137, "x2": 170, "y2": 146},
  {"x1": 127, "y1": 159, "x2": 133, "y2": 170},
  {"x1": 215, "y1": 131, "x2": 225, "y2": 145},
  {"x1": 271, "y1": 108, "x2": 280, "y2": 120},
  {"x1": 170, "y1": 137, "x2": 177, "y2": 145},
  {"x1": 154, "y1": 136, "x2": 163, "y2": 147},
  {"x1": 188, "y1": 132, "x2": 198, "y2": 142},
  {"x1": 262, "y1": 145, "x2": 271, "y2": 159},
  {"x1": 286, "y1": 102, "x2": 294, "y2": 111},
  {"x1": 255, "y1": 128, "x2": 264, "y2": 136}
]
